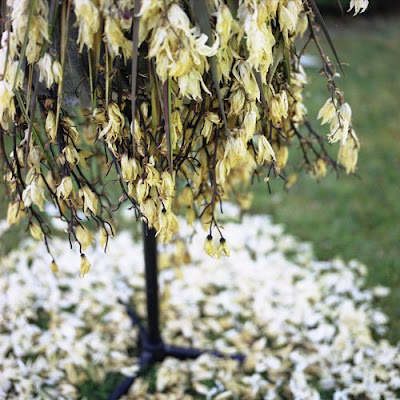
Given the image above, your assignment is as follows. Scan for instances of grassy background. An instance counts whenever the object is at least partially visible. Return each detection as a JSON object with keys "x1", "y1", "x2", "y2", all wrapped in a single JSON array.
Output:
[{"x1": 251, "y1": 17, "x2": 400, "y2": 343}]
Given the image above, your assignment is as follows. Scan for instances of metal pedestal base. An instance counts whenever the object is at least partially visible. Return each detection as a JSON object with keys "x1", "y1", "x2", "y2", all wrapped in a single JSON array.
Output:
[
  {"x1": 108, "y1": 307, "x2": 245, "y2": 400},
  {"x1": 107, "y1": 225, "x2": 245, "y2": 399}
]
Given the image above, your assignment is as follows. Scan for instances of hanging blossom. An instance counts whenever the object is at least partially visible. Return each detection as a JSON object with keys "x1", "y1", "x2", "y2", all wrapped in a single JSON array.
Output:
[
  {"x1": 0, "y1": 0, "x2": 368, "y2": 271},
  {"x1": 349, "y1": 0, "x2": 369, "y2": 15}
]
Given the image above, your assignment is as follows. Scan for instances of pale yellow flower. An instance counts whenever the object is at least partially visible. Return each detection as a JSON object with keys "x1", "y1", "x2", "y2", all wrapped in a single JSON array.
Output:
[
  {"x1": 348, "y1": 0, "x2": 369, "y2": 15},
  {"x1": 79, "y1": 254, "x2": 91, "y2": 277},
  {"x1": 273, "y1": 144, "x2": 289, "y2": 170},
  {"x1": 74, "y1": 0, "x2": 100, "y2": 51},
  {"x1": 76, "y1": 225, "x2": 94, "y2": 251},
  {"x1": 52, "y1": 60, "x2": 63, "y2": 84},
  {"x1": 22, "y1": 181, "x2": 46, "y2": 211},
  {"x1": 204, "y1": 235, "x2": 217, "y2": 257},
  {"x1": 121, "y1": 154, "x2": 140, "y2": 182},
  {"x1": 104, "y1": 17, "x2": 132, "y2": 59},
  {"x1": 338, "y1": 131, "x2": 359, "y2": 174},
  {"x1": 257, "y1": 135, "x2": 276, "y2": 165},
  {"x1": 270, "y1": 91, "x2": 289, "y2": 125},
  {"x1": 79, "y1": 186, "x2": 98, "y2": 216},
  {"x1": 7, "y1": 202, "x2": 26, "y2": 227},
  {"x1": 180, "y1": 186, "x2": 193, "y2": 207},
  {"x1": 201, "y1": 113, "x2": 220, "y2": 143},
  {"x1": 45, "y1": 111, "x2": 57, "y2": 141},
  {"x1": 217, "y1": 238, "x2": 230, "y2": 258},
  {"x1": 50, "y1": 259, "x2": 59, "y2": 273},
  {"x1": 318, "y1": 98, "x2": 337, "y2": 125},
  {"x1": 29, "y1": 223, "x2": 44, "y2": 241},
  {"x1": 56, "y1": 176, "x2": 74, "y2": 200},
  {"x1": 38, "y1": 53, "x2": 54, "y2": 88}
]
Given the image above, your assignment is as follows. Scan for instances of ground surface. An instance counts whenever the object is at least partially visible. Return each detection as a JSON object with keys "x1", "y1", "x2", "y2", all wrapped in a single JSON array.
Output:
[{"x1": 1, "y1": 216, "x2": 399, "y2": 399}]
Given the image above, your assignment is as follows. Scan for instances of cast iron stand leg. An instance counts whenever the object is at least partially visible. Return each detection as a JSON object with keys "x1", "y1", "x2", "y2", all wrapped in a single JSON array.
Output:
[{"x1": 108, "y1": 224, "x2": 245, "y2": 400}]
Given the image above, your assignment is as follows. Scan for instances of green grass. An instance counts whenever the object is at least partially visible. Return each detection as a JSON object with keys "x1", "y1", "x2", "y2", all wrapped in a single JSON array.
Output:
[{"x1": 251, "y1": 17, "x2": 400, "y2": 343}]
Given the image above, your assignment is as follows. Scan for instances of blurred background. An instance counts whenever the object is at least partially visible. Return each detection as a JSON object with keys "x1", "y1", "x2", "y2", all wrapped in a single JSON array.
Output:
[
  {"x1": 1, "y1": 3, "x2": 399, "y2": 343},
  {"x1": 252, "y1": 5, "x2": 400, "y2": 342}
]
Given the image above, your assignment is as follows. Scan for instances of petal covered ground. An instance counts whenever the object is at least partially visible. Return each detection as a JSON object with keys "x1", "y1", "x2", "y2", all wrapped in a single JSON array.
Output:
[{"x1": 0, "y1": 216, "x2": 399, "y2": 399}]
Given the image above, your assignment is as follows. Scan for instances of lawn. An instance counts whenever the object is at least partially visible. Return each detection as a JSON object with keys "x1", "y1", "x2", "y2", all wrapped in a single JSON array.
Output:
[{"x1": 251, "y1": 17, "x2": 400, "y2": 343}]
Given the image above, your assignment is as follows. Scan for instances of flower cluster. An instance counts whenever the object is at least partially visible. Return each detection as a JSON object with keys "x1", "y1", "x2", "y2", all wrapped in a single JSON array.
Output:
[
  {"x1": 0, "y1": 0, "x2": 367, "y2": 269},
  {"x1": 1, "y1": 213, "x2": 398, "y2": 399}
]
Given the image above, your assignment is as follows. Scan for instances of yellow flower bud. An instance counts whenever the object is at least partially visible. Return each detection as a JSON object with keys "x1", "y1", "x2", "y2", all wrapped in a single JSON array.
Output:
[
  {"x1": 228, "y1": 89, "x2": 245, "y2": 116},
  {"x1": 181, "y1": 185, "x2": 193, "y2": 207},
  {"x1": 311, "y1": 159, "x2": 327, "y2": 179},
  {"x1": 285, "y1": 173, "x2": 298, "y2": 189},
  {"x1": 270, "y1": 91, "x2": 288, "y2": 125},
  {"x1": 338, "y1": 132, "x2": 359, "y2": 174},
  {"x1": 160, "y1": 171, "x2": 175, "y2": 197},
  {"x1": 45, "y1": 111, "x2": 57, "y2": 141},
  {"x1": 274, "y1": 145, "x2": 289, "y2": 169},
  {"x1": 318, "y1": 98, "x2": 337, "y2": 125},
  {"x1": 22, "y1": 181, "x2": 46, "y2": 211},
  {"x1": 28, "y1": 146, "x2": 41, "y2": 172},
  {"x1": 76, "y1": 225, "x2": 94, "y2": 251},
  {"x1": 7, "y1": 202, "x2": 26, "y2": 227},
  {"x1": 201, "y1": 112, "x2": 220, "y2": 142},
  {"x1": 296, "y1": 12, "x2": 308, "y2": 37},
  {"x1": 243, "y1": 106, "x2": 257, "y2": 142},
  {"x1": 217, "y1": 238, "x2": 230, "y2": 258},
  {"x1": 79, "y1": 254, "x2": 91, "y2": 277},
  {"x1": 38, "y1": 53, "x2": 54, "y2": 88},
  {"x1": 257, "y1": 135, "x2": 276, "y2": 165},
  {"x1": 279, "y1": 2, "x2": 300, "y2": 36},
  {"x1": 79, "y1": 186, "x2": 98, "y2": 216},
  {"x1": 99, "y1": 223, "x2": 115, "y2": 252},
  {"x1": 186, "y1": 206, "x2": 195, "y2": 226},
  {"x1": 136, "y1": 180, "x2": 149, "y2": 203},
  {"x1": 56, "y1": 176, "x2": 73, "y2": 200},
  {"x1": 52, "y1": 60, "x2": 63, "y2": 84},
  {"x1": 64, "y1": 145, "x2": 80, "y2": 166},
  {"x1": 29, "y1": 223, "x2": 44, "y2": 241},
  {"x1": 50, "y1": 260, "x2": 59, "y2": 273},
  {"x1": 140, "y1": 199, "x2": 157, "y2": 227},
  {"x1": 204, "y1": 235, "x2": 217, "y2": 257},
  {"x1": 121, "y1": 154, "x2": 140, "y2": 182}
]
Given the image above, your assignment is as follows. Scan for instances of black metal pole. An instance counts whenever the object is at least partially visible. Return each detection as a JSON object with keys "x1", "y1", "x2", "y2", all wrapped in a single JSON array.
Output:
[
  {"x1": 108, "y1": 224, "x2": 245, "y2": 399},
  {"x1": 142, "y1": 224, "x2": 161, "y2": 346}
]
